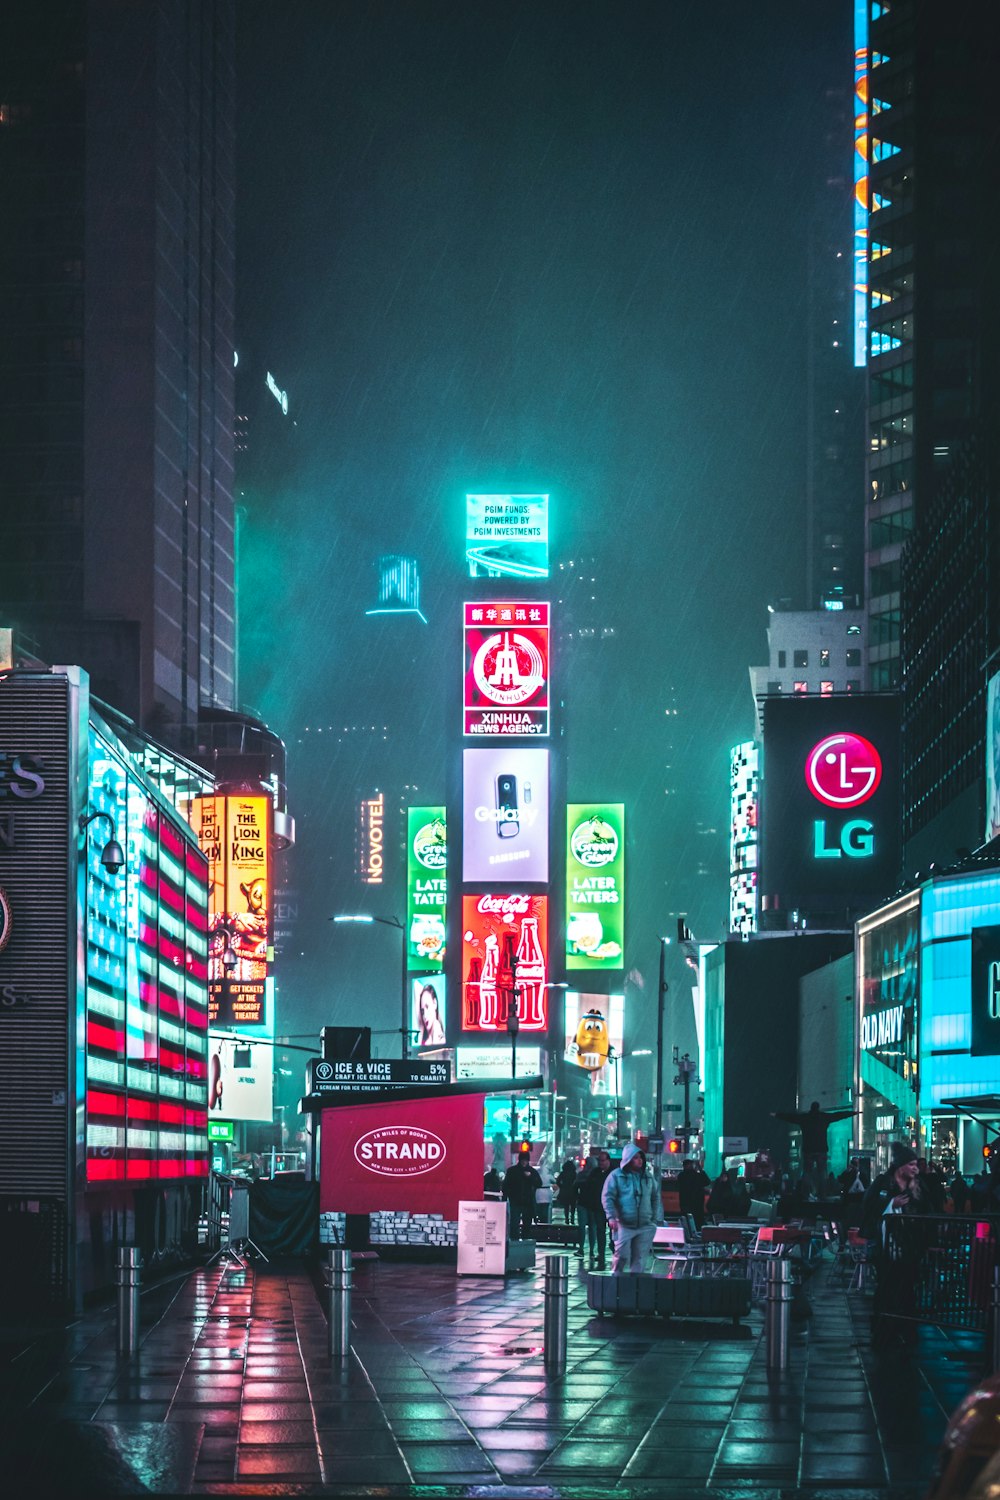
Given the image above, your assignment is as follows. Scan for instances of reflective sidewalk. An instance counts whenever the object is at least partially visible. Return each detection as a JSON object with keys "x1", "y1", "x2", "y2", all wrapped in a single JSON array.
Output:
[{"x1": 0, "y1": 1252, "x2": 984, "y2": 1496}]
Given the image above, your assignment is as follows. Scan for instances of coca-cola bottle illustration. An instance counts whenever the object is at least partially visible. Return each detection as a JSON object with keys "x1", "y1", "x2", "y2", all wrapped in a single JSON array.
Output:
[
  {"x1": 497, "y1": 931, "x2": 517, "y2": 1025},
  {"x1": 479, "y1": 934, "x2": 499, "y2": 1028},
  {"x1": 464, "y1": 955, "x2": 482, "y2": 1029},
  {"x1": 515, "y1": 915, "x2": 545, "y2": 1028}
]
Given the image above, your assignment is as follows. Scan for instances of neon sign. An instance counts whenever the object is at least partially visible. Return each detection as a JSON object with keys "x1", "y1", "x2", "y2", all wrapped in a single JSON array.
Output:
[
  {"x1": 266, "y1": 371, "x2": 289, "y2": 414},
  {"x1": 464, "y1": 602, "x2": 550, "y2": 736}
]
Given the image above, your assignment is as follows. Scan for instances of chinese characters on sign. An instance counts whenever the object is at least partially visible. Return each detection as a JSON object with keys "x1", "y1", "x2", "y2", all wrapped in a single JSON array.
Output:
[
  {"x1": 461, "y1": 893, "x2": 548, "y2": 1033},
  {"x1": 463, "y1": 602, "x2": 550, "y2": 737}
]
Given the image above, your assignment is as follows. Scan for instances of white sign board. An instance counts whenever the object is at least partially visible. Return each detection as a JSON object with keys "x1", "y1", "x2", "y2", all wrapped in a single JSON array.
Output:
[
  {"x1": 457, "y1": 1199, "x2": 507, "y2": 1276},
  {"x1": 455, "y1": 1045, "x2": 541, "y2": 1080},
  {"x1": 720, "y1": 1135, "x2": 749, "y2": 1155}
]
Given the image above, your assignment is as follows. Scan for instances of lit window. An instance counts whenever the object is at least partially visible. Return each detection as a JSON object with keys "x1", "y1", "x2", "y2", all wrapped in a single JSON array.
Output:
[
  {"x1": 847, "y1": 625, "x2": 861, "y2": 636},
  {"x1": 847, "y1": 680, "x2": 860, "y2": 692},
  {"x1": 821, "y1": 681, "x2": 834, "y2": 696},
  {"x1": 794, "y1": 681, "x2": 809, "y2": 695},
  {"x1": 820, "y1": 649, "x2": 830, "y2": 667}
]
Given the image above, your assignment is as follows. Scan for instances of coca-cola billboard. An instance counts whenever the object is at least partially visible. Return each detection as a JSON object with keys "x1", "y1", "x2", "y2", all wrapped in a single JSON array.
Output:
[{"x1": 461, "y1": 893, "x2": 548, "y2": 1033}]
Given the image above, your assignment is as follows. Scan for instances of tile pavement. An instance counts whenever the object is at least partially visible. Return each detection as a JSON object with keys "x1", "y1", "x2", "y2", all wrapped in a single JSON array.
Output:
[{"x1": 0, "y1": 1248, "x2": 984, "y2": 1495}]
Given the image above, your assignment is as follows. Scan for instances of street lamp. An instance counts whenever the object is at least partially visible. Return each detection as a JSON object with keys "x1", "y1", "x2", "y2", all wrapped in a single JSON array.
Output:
[{"x1": 330, "y1": 913, "x2": 409, "y2": 1059}]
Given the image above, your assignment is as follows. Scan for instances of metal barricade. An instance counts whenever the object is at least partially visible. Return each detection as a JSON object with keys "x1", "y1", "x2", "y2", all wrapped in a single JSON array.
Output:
[{"x1": 880, "y1": 1215, "x2": 998, "y2": 1332}]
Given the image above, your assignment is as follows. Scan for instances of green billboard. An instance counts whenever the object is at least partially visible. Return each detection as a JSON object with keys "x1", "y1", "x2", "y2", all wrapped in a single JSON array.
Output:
[
  {"x1": 406, "y1": 806, "x2": 447, "y2": 972},
  {"x1": 566, "y1": 804, "x2": 625, "y2": 970}
]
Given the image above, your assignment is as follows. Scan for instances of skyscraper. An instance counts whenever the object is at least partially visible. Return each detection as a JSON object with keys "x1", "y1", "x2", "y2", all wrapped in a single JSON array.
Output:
[
  {"x1": 858, "y1": 0, "x2": 1000, "y2": 858},
  {"x1": 0, "y1": 0, "x2": 236, "y2": 739}
]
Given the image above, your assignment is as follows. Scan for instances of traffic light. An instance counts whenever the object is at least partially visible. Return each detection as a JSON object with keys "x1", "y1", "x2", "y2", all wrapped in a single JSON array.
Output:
[
  {"x1": 984, "y1": 1141, "x2": 998, "y2": 1163},
  {"x1": 667, "y1": 1137, "x2": 682, "y2": 1156}
]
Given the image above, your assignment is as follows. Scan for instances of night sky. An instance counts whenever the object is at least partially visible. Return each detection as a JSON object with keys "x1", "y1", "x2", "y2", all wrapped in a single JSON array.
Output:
[{"x1": 234, "y1": 0, "x2": 853, "y2": 1081}]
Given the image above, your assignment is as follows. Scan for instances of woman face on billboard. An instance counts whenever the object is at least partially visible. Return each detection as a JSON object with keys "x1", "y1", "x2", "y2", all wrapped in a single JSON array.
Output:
[{"x1": 417, "y1": 984, "x2": 445, "y2": 1045}]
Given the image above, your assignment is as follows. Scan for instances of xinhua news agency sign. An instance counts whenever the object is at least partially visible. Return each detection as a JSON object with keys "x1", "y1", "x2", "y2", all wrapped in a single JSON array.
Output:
[{"x1": 761, "y1": 696, "x2": 900, "y2": 906}]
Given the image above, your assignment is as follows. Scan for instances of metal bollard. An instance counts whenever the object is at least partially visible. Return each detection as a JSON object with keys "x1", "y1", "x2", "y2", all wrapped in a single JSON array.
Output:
[
  {"x1": 327, "y1": 1246, "x2": 353, "y2": 1365},
  {"x1": 991, "y1": 1267, "x2": 1000, "y2": 1373},
  {"x1": 543, "y1": 1254, "x2": 569, "y2": 1375},
  {"x1": 765, "y1": 1257, "x2": 793, "y2": 1371},
  {"x1": 116, "y1": 1246, "x2": 142, "y2": 1359}
]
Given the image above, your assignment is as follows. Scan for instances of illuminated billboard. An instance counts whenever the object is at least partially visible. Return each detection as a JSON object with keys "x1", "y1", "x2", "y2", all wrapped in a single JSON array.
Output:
[
  {"x1": 461, "y1": 893, "x2": 548, "y2": 1033},
  {"x1": 986, "y1": 672, "x2": 1000, "y2": 844},
  {"x1": 730, "y1": 743, "x2": 759, "y2": 937},
  {"x1": 85, "y1": 726, "x2": 210, "y2": 1183},
  {"x1": 463, "y1": 748, "x2": 549, "y2": 883},
  {"x1": 208, "y1": 1027, "x2": 274, "y2": 1125},
  {"x1": 564, "y1": 992, "x2": 625, "y2": 1097},
  {"x1": 463, "y1": 601, "x2": 550, "y2": 737},
  {"x1": 466, "y1": 493, "x2": 549, "y2": 580},
  {"x1": 566, "y1": 804, "x2": 624, "y2": 969},
  {"x1": 188, "y1": 795, "x2": 270, "y2": 1027},
  {"x1": 406, "y1": 807, "x2": 446, "y2": 972},
  {"x1": 760, "y1": 696, "x2": 900, "y2": 912},
  {"x1": 411, "y1": 976, "x2": 447, "y2": 1048},
  {"x1": 455, "y1": 1045, "x2": 542, "y2": 1080}
]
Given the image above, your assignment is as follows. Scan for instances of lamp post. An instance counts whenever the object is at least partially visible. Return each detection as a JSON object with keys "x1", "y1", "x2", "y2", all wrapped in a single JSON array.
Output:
[
  {"x1": 331, "y1": 914, "x2": 408, "y2": 1058},
  {"x1": 656, "y1": 936, "x2": 670, "y2": 1135}
]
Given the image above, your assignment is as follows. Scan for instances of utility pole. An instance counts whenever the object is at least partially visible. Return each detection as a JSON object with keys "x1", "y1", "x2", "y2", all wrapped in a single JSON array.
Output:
[{"x1": 655, "y1": 936, "x2": 669, "y2": 1135}]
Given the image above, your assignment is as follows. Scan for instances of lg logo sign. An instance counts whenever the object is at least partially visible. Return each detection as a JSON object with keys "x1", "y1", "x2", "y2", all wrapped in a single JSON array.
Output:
[{"x1": 805, "y1": 733, "x2": 882, "y2": 861}]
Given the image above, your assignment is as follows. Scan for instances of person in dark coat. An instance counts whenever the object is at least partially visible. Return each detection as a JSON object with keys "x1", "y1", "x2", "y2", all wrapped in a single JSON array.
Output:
[
  {"x1": 502, "y1": 1148, "x2": 542, "y2": 1240},
  {"x1": 677, "y1": 1159, "x2": 711, "y2": 1228},
  {"x1": 577, "y1": 1149, "x2": 613, "y2": 1267},
  {"x1": 555, "y1": 1159, "x2": 579, "y2": 1225}
]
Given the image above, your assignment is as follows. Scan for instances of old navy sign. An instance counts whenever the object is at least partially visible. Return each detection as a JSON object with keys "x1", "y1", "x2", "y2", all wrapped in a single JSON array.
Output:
[
  {"x1": 807, "y1": 732, "x2": 881, "y2": 861},
  {"x1": 971, "y1": 927, "x2": 1000, "y2": 1057},
  {"x1": 860, "y1": 1004, "x2": 904, "y2": 1052}
]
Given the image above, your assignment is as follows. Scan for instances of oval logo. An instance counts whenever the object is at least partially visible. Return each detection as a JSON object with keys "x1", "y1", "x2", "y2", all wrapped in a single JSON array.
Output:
[
  {"x1": 354, "y1": 1125, "x2": 447, "y2": 1178},
  {"x1": 570, "y1": 815, "x2": 619, "y2": 868},
  {"x1": 805, "y1": 733, "x2": 882, "y2": 808}
]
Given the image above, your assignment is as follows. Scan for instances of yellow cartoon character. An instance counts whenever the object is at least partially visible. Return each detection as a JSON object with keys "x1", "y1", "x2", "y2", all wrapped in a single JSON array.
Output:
[{"x1": 573, "y1": 1009, "x2": 611, "y2": 1071}]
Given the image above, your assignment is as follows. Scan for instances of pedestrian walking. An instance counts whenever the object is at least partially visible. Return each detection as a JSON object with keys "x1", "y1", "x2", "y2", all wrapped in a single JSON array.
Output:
[
  {"x1": 602, "y1": 1143, "x2": 663, "y2": 1274},
  {"x1": 861, "y1": 1142, "x2": 932, "y2": 1346},
  {"x1": 555, "y1": 1159, "x2": 579, "y2": 1225},
  {"x1": 577, "y1": 1148, "x2": 613, "y2": 1266},
  {"x1": 502, "y1": 1147, "x2": 542, "y2": 1240}
]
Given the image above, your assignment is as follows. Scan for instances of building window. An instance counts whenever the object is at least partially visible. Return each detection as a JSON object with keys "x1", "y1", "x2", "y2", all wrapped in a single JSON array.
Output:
[
  {"x1": 846, "y1": 648, "x2": 862, "y2": 668},
  {"x1": 766, "y1": 681, "x2": 782, "y2": 695},
  {"x1": 793, "y1": 650, "x2": 808, "y2": 668},
  {"x1": 820, "y1": 681, "x2": 834, "y2": 696},
  {"x1": 847, "y1": 680, "x2": 860, "y2": 692},
  {"x1": 847, "y1": 624, "x2": 861, "y2": 636},
  {"x1": 794, "y1": 681, "x2": 809, "y2": 695},
  {"x1": 820, "y1": 649, "x2": 830, "y2": 667},
  {"x1": 777, "y1": 650, "x2": 786, "y2": 668}
]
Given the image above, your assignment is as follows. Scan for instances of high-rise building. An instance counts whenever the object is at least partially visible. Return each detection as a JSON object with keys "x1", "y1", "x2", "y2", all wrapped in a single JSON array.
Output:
[
  {"x1": 0, "y1": 0, "x2": 236, "y2": 738},
  {"x1": 857, "y1": 1, "x2": 1000, "y2": 858}
]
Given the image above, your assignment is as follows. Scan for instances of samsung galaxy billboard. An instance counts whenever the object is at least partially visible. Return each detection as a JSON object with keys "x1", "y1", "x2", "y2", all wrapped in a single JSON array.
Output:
[
  {"x1": 463, "y1": 748, "x2": 549, "y2": 883},
  {"x1": 760, "y1": 696, "x2": 900, "y2": 912}
]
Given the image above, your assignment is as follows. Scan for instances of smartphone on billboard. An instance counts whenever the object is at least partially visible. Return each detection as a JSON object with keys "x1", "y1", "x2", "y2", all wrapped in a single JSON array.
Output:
[{"x1": 495, "y1": 773, "x2": 519, "y2": 838}]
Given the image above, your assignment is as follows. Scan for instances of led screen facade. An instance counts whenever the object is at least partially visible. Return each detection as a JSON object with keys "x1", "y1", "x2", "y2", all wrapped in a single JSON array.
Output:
[
  {"x1": 466, "y1": 494, "x2": 549, "y2": 580},
  {"x1": 463, "y1": 601, "x2": 550, "y2": 737},
  {"x1": 730, "y1": 743, "x2": 759, "y2": 937},
  {"x1": 208, "y1": 988, "x2": 275, "y2": 1125},
  {"x1": 188, "y1": 795, "x2": 270, "y2": 1027},
  {"x1": 406, "y1": 807, "x2": 447, "y2": 972},
  {"x1": 85, "y1": 725, "x2": 210, "y2": 1183},
  {"x1": 461, "y1": 893, "x2": 548, "y2": 1033},
  {"x1": 565, "y1": 804, "x2": 624, "y2": 969},
  {"x1": 856, "y1": 892, "x2": 918, "y2": 1152},
  {"x1": 564, "y1": 992, "x2": 624, "y2": 1096},
  {"x1": 463, "y1": 749, "x2": 549, "y2": 883},
  {"x1": 853, "y1": 0, "x2": 869, "y2": 367},
  {"x1": 760, "y1": 695, "x2": 900, "y2": 914},
  {"x1": 986, "y1": 671, "x2": 1000, "y2": 844}
]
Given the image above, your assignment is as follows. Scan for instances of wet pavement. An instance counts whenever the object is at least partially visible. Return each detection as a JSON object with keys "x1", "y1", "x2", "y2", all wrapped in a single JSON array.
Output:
[{"x1": 0, "y1": 1249, "x2": 983, "y2": 1496}]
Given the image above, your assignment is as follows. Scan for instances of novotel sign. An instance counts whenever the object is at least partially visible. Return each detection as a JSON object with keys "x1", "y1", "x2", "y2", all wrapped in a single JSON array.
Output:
[{"x1": 807, "y1": 732, "x2": 881, "y2": 860}]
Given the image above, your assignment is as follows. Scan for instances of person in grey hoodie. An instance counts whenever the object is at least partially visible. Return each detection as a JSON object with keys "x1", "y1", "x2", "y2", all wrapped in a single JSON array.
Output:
[{"x1": 601, "y1": 1143, "x2": 663, "y2": 1274}]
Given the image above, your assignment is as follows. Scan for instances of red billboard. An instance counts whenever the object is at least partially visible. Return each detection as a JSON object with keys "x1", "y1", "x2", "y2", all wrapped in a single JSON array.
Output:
[
  {"x1": 464, "y1": 601, "x2": 550, "y2": 737},
  {"x1": 319, "y1": 1092, "x2": 485, "y2": 1216},
  {"x1": 461, "y1": 893, "x2": 548, "y2": 1033}
]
